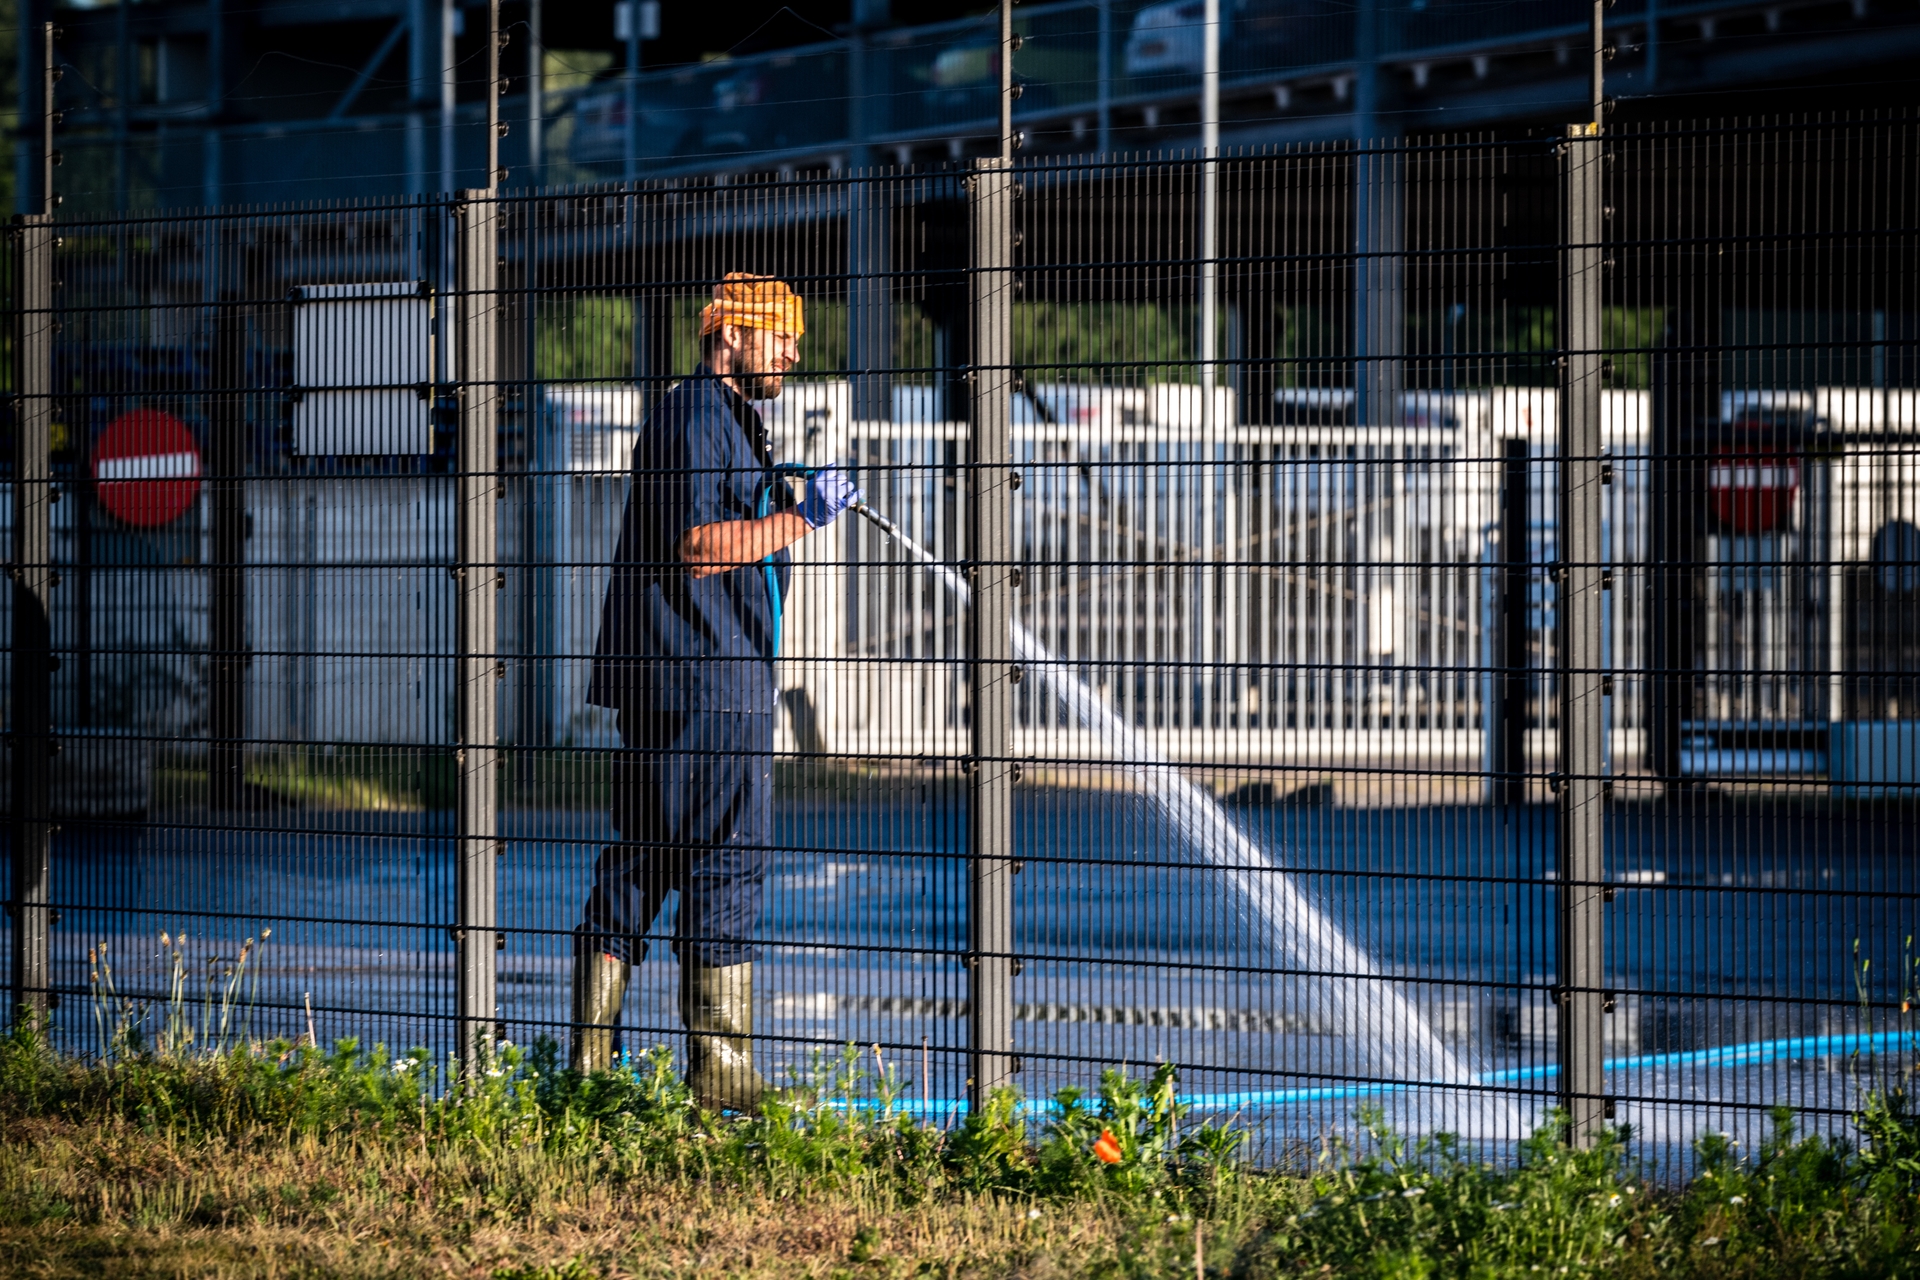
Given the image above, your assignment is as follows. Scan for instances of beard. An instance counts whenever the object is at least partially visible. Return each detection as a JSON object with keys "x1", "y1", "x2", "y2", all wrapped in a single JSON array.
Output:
[{"x1": 734, "y1": 345, "x2": 787, "y2": 401}]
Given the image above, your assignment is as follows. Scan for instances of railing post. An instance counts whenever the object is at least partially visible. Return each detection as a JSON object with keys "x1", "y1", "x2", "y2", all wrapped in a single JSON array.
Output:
[
  {"x1": 1557, "y1": 120, "x2": 1608, "y2": 1145},
  {"x1": 9, "y1": 213, "x2": 55, "y2": 1029},
  {"x1": 454, "y1": 189, "x2": 499, "y2": 1073},
  {"x1": 968, "y1": 154, "x2": 1015, "y2": 1106}
]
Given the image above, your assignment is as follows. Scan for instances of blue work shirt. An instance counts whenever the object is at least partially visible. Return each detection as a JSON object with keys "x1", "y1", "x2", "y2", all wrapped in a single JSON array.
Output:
[{"x1": 587, "y1": 367, "x2": 794, "y2": 713}]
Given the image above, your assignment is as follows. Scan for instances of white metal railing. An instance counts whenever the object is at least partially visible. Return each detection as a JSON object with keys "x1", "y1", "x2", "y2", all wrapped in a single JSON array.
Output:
[{"x1": 22, "y1": 383, "x2": 1907, "y2": 786}]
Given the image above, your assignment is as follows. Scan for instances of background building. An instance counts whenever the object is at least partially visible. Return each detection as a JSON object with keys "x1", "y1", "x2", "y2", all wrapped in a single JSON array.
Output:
[{"x1": 16, "y1": 0, "x2": 1920, "y2": 211}]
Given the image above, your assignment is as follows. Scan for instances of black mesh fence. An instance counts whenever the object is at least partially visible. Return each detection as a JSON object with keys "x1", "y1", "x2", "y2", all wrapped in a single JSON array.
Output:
[{"x1": 4, "y1": 116, "x2": 1918, "y2": 1158}]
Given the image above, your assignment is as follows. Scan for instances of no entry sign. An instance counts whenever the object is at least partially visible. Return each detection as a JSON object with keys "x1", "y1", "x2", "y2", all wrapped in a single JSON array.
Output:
[
  {"x1": 1709, "y1": 450, "x2": 1799, "y2": 536},
  {"x1": 93, "y1": 408, "x2": 202, "y2": 527}
]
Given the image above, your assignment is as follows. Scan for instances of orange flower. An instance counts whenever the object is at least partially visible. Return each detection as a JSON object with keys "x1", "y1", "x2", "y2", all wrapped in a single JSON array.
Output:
[{"x1": 1092, "y1": 1128, "x2": 1124, "y2": 1164}]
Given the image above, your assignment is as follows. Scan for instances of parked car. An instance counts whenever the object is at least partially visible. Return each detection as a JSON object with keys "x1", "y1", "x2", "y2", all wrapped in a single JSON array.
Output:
[
  {"x1": 567, "y1": 87, "x2": 691, "y2": 165},
  {"x1": 919, "y1": 36, "x2": 1054, "y2": 122},
  {"x1": 1123, "y1": 0, "x2": 1326, "y2": 79},
  {"x1": 671, "y1": 58, "x2": 845, "y2": 159},
  {"x1": 1124, "y1": 0, "x2": 1225, "y2": 77},
  {"x1": 693, "y1": 68, "x2": 774, "y2": 155}
]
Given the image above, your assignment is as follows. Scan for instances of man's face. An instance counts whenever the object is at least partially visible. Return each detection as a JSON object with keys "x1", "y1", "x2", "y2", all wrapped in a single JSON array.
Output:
[{"x1": 723, "y1": 324, "x2": 801, "y2": 400}]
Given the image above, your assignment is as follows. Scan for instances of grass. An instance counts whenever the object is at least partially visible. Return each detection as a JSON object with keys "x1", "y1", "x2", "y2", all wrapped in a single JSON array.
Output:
[
  {"x1": 152, "y1": 746, "x2": 458, "y2": 813},
  {"x1": 2, "y1": 931, "x2": 1916, "y2": 1277},
  {"x1": 5, "y1": 1004, "x2": 1920, "y2": 1280},
  {"x1": 149, "y1": 745, "x2": 932, "y2": 814}
]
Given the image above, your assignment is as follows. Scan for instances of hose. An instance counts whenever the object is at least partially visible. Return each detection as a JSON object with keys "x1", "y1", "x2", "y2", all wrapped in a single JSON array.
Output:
[
  {"x1": 760, "y1": 462, "x2": 898, "y2": 658},
  {"x1": 759, "y1": 462, "x2": 833, "y2": 657}
]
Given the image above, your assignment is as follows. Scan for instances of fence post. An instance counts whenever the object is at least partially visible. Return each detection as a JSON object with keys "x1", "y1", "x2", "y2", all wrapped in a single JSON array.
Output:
[
  {"x1": 454, "y1": 189, "x2": 500, "y2": 1074},
  {"x1": 1557, "y1": 121, "x2": 1608, "y2": 1145},
  {"x1": 210, "y1": 279, "x2": 249, "y2": 810},
  {"x1": 968, "y1": 154, "x2": 1016, "y2": 1105},
  {"x1": 1495, "y1": 439, "x2": 1530, "y2": 808},
  {"x1": 9, "y1": 214, "x2": 55, "y2": 1028}
]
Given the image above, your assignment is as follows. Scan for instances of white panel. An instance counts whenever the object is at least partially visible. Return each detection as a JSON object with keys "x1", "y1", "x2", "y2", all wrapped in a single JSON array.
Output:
[
  {"x1": 291, "y1": 284, "x2": 432, "y2": 455},
  {"x1": 293, "y1": 296, "x2": 431, "y2": 386},
  {"x1": 1150, "y1": 383, "x2": 1237, "y2": 430},
  {"x1": 293, "y1": 389, "x2": 433, "y2": 456}
]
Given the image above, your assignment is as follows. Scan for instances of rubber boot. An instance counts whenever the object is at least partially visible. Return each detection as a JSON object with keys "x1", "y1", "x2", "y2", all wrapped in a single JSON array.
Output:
[
  {"x1": 570, "y1": 944, "x2": 629, "y2": 1074},
  {"x1": 681, "y1": 959, "x2": 771, "y2": 1112}
]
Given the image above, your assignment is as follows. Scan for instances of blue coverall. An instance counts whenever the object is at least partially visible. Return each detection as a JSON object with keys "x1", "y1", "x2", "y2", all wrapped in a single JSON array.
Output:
[{"x1": 581, "y1": 367, "x2": 794, "y2": 968}]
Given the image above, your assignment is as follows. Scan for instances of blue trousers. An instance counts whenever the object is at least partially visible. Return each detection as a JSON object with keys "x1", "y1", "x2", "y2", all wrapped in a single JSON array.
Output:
[{"x1": 578, "y1": 706, "x2": 773, "y2": 967}]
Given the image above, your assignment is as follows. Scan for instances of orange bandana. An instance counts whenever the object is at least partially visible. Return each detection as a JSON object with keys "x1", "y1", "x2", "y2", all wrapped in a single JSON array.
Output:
[{"x1": 698, "y1": 272, "x2": 805, "y2": 338}]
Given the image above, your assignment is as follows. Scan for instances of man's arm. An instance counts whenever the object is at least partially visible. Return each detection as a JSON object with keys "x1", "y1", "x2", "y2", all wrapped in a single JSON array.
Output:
[
  {"x1": 677, "y1": 512, "x2": 809, "y2": 579},
  {"x1": 676, "y1": 469, "x2": 860, "y2": 579}
]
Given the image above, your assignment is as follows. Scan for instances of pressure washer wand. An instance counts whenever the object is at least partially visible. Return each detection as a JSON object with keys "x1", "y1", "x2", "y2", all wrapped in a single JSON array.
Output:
[
  {"x1": 846, "y1": 498, "x2": 975, "y2": 609},
  {"x1": 848, "y1": 499, "x2": 903, "y2": 542}
]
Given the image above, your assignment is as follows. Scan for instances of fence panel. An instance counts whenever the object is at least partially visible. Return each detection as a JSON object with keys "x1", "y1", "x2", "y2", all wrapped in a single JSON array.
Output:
[{"x1": 4, "y1": 120, "x2": 1917, "y2": 1159}]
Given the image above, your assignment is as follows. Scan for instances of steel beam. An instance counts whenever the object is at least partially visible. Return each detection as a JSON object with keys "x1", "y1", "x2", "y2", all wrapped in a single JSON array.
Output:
[
  {"x1": 9, "y1": 213, "x2": 54, "y2": 1028},
  {"x1": 325, "y1": 19, "x2": 408, "y2": 122},
  {"x1": 455, "y1": 188, "x2": 500, "y2": 1073},
  {"x1": 1556, "y1": 119, "x2": 1608, "y2": 1145},
  {"x1": 967, "y1": 153, "x2": 1015, "y2": 1104}
]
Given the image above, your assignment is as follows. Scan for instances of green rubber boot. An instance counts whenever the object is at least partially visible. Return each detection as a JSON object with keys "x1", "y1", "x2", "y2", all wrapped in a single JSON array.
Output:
[
  {"x1": 569, "y1": 945, "x2": 629, "y2": 1074},
  {"x1": 681, "y1": 960, "x2": 772, "y2": 1112}
]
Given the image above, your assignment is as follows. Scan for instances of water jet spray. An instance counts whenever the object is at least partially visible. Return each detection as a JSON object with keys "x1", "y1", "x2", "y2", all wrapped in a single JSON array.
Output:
[{"x1": 838, "y1": 495, "x2": 1517, "y2": 1134}]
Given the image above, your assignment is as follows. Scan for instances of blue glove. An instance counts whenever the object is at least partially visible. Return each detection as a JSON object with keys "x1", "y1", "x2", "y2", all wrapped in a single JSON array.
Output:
[{"x1": 795, "y1": 467, "x2": 860, "y2": 529}]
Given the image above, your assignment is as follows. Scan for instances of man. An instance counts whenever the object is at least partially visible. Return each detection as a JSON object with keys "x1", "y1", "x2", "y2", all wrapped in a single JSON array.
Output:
[{"x1": 575, "y1": 273, "x2": 859, "y2": 1110}]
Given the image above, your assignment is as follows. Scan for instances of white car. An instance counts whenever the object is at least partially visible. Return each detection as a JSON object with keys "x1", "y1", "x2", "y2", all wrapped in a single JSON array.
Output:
[{"x1": 1124, "y1": 0, "x2": 1229, "y2": 78}]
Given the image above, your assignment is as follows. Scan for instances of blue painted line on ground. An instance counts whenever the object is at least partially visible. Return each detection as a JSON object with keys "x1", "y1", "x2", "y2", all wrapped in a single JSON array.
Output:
[
  {"x1": 1478, "y1": 1029, "x2": 1920, "y2": 1085},
  {"x1": 784, "y1": 1031, "x2": 1919, "y2": 1118}
]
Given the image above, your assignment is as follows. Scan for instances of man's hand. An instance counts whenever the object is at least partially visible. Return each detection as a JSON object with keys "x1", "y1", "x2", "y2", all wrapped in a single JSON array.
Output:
[{"x1": 795, "y1": 468, "x2": 861, "y2": 529}]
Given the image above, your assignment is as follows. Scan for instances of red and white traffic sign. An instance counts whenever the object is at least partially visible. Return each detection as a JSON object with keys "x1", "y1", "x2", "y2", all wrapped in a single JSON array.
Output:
[
  {"x1": 1709, "y1": 450, "x2": 1799, "y2": 535},
  {"x1": 93, "y1": 408, "x2": 202, "y2": 527}
]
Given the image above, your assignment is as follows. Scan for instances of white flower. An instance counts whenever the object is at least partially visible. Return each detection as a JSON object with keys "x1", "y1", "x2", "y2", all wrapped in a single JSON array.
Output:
[
  {"x1": 1728, "y1": 1195, "x2": 1745, "y2": 1205},
  {"x1": 1027, "y1": 1209, "x2": 1042, "y2": 1220},
  {"x1": 1402, "y1": 1187, "x2": 1425, "y2": 1198}
]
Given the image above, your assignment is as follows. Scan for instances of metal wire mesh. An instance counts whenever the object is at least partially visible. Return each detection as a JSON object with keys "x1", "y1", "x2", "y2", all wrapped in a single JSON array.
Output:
[{"x1": 5, "y1": 117, "x2": 1918, "y2": 1159}]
